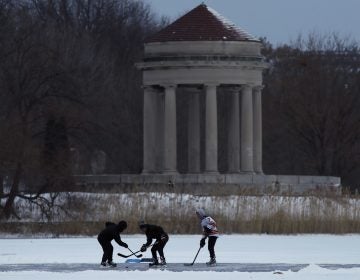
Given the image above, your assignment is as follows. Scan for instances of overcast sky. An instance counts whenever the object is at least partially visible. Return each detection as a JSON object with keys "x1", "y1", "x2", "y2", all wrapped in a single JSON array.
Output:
[{"x1": 142, "y1": 0, "x2": 360, "y2": 46}]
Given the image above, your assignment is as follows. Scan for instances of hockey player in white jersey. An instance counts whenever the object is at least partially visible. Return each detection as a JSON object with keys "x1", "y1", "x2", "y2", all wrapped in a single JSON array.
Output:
[{"x1": 196, "y1": 208, "x2": 219, "y2": 266}]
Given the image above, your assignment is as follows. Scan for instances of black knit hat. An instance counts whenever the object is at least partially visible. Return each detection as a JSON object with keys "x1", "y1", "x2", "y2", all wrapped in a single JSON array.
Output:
[
  {"x1": 118, "y1": 220, "x2": 127, "y2": 230},
  {"x1": 139, "y1": 222, "x2": 147, "y2": 229}
]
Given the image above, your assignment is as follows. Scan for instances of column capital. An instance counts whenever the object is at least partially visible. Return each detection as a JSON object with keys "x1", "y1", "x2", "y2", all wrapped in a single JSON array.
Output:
[
  {"x1": 204, "y1": 82, "x2": 220, "y2": 88},
  {"x1": 227, "y1": 85, "x2": 242, "y2": 94},
  {"x1": 253, "y1": 85, "x2": 265, "y2": 91},
  {"x1": 240, "y1": 84, "x2": 253, "y2": 91},
  {"x1": 142, "y1": 85, "x2": 161, "y2": 94},
  {"x1": 162, "y1": 83, "x2": 177, "y2": 90}
]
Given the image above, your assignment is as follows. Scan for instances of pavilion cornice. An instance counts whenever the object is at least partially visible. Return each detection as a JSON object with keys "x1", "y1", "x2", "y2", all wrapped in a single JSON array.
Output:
[{"x1": 137, "y1": 61, "x2": 269, "y2": 70}]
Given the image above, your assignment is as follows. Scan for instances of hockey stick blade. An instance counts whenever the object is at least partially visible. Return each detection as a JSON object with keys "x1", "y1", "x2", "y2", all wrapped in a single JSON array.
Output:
[
  {"x1": 117, "y1": 253, "x2": 132, "y2": 258},
  {"x1": 117, "y1": 252, "x2": 143, "y2": 258},
  {"x1": 184, "y1": 246, "x2": 202, "y2": 266}
]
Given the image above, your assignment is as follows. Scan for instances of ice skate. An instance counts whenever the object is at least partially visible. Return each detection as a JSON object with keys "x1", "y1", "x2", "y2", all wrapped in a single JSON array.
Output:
[
  {"x1": 206, "y1": 257, "x2": 216, "y2": 266},
  {"x1": 148, "y1": 258, "x2": 159, "y2": 267},
  {"x1": 159, "y1": 257, "x2": 167, "y2": 266},
  {"x1": 107, "y1": 260, "x2": 117, "y2": 267}
]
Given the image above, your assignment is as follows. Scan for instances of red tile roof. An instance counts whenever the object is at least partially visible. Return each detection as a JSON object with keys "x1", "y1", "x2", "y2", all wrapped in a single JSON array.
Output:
[{"x1": 146, "y1": 4, "x2": 258, "y2": 43}]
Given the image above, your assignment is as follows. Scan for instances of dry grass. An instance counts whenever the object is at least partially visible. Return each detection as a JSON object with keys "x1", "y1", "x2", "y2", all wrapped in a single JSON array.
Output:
[{"x1": 2, "y1": 188, "x2": 360, "y2": 236}]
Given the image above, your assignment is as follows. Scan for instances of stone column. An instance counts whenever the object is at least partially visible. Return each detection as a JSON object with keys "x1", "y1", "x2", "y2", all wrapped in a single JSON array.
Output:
[
  {"x1": 188, "y1": 88, "x2": 201, "y2": 173},
  {"x1": 163, "y1": 84, "x2": 177, "y2": 174},
  {"x1": 241, "y1": 84, "x2": 254, "y2": 173},
  {"x1": 204, "y1": 83, "x2": 218, "y2": 174},
  {"x1": 142, "y1": 86, "x2": 157, "y2": 173},
  {"x1": 253, "y1": 86, "x2": 264, "y2": 174},
  {"x1": 228, "y1": 86, "x2": 241, "y2": 173},
  {"x1": 155, "y1": 91, "x2": 165, "y2": 171}
]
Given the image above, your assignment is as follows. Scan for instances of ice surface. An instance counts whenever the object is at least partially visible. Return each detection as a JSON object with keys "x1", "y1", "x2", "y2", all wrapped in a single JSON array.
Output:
[{"x1": 1, "y1": 234, "x2": 360, "y2": 279}]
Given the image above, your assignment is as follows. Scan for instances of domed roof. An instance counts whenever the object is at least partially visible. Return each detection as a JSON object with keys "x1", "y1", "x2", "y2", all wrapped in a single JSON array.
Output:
[{"x1": 146, "y1": 4, "x2": 258, "y2": 43}]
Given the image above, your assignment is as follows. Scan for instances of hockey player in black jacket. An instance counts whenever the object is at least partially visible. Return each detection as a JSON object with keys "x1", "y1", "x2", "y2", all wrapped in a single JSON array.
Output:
[
  {"x1": 97, "y1": 221, "x2": 128, "y2": 267},
  {"x1": 139, "y1": 222, "x2": 169, "y2": 266}
]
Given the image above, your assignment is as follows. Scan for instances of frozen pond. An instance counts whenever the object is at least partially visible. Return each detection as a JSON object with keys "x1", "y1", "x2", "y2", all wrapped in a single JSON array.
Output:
[{"x1": 1, "y1": 234, "x2": 360, "y2": 279}]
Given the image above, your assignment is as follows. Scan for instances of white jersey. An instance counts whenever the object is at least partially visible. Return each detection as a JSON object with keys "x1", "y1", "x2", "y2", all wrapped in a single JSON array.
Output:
[{"x1": 201, "y1": 216, "x2": 219, "y2": 237}]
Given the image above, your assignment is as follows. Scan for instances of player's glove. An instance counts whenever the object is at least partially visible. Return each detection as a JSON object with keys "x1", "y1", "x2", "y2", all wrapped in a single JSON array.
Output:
[
  {"x1": 140, "y1": 245, "x2": 147, "y2": 252},
  {"x1": 121, "y1": 242, "x2": 128, "y2": 248},
  {"x1": 200, "y1": 238, "x2": 206, "y2": 248}
]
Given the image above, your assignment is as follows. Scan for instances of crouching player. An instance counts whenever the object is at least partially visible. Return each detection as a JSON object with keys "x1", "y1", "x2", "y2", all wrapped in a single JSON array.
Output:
[
  {"x1": 139, "y1": 222, "x2": 169, "y2": 266},
  {"x1": 97, "y1": 221, "x2": 128, "y2": 267}
]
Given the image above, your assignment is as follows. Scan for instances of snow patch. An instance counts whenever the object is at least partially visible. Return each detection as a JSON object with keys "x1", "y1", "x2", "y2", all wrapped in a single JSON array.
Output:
[{"x1": 206, "y1": 6, "x2": 258, "y2": 41}]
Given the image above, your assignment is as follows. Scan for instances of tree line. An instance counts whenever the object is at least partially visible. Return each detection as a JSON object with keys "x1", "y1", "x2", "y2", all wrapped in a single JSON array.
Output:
[
  {"x1": 262, "y1": 33, "x2": 360, "y2": 191},
  {"x1": 0, "y1": 0, "x2": 166, "y2": 218},
  {"x1": 1, "y1": 0, "x2": 360, "y2": 220}
]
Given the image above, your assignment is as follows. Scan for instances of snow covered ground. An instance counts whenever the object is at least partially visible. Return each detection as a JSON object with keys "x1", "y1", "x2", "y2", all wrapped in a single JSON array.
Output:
[{"x1": 1, "y1": 234, "x2": 360, "y2": 279}]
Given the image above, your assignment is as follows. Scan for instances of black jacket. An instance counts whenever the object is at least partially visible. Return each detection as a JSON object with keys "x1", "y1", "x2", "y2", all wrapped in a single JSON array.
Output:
[
  {"x1": 142, "y1": 224, "x2": 167, "y2": 246},
  {"x1": 98, "y1": 222, "x2": 126, "y2": 247}
]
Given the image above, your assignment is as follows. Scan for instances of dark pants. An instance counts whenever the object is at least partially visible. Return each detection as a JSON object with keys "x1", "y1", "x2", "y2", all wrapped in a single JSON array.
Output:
[
  {"x1": 151, "y1": 234, "x2": 169, "y2": 260},
  {"x1": 98, "y1": 237, "x2": 113, "y2": 263},
  {"x1": 208, "y1": 236, "x2": 217, "y2": 259}
]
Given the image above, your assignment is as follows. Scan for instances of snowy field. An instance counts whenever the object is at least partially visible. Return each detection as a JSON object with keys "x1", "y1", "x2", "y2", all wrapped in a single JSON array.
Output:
[{"x1": 1, "y1": 234, "x2": 360, "y2": 279}]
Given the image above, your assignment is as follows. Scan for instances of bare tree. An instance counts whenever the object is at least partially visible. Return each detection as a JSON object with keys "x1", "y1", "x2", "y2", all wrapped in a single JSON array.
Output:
[
  {"x1": 0, "y1": 0, "x2": 166, "y2": 219},
  {"x1": 262, "y1": 33, "x2": 360, "y2": 189}
]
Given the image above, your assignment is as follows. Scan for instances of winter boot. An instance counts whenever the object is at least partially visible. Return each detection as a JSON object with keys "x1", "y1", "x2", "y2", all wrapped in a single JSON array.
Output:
[
  {"x1": 100, "y1": 261, "x2": 107, "y2": 267},
  {"x1": 206, "y1": 257, "x2": 216, "y2": 266},
  {"x1": 159, "y1": 257, "x2": 167, "y2": 265},
  {"x1": 107, "y1": 260, "x2": 117, "y2": 267}
]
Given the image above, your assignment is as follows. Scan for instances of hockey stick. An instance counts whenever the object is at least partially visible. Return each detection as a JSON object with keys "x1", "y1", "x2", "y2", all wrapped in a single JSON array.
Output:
[
  {"x1": 117, "y1": 250, "x2": 142, "y2": 258},
  {"x1": 184, "y1": 246, "x2": 202, "y2": 266},
  {"x1": 128, "y1": 248, "x2": 143, "y2": 258},
  {"x1": 118, "y1": 244, "x2": 154, "y2": 258}
]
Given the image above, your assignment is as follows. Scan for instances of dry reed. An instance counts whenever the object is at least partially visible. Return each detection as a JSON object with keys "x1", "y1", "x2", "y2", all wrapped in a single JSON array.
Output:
[{"x1": 2, "y1": 188, "x2": 360, "y2": 235}]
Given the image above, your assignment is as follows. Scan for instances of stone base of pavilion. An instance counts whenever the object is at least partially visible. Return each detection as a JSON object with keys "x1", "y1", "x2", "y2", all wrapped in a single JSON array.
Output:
[{"x1": 74, "y1": 174, "x2": 340, "y2": 195}]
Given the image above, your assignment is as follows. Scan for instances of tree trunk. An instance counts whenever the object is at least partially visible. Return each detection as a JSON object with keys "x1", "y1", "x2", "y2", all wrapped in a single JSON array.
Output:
[
  {"x1": 0, "y1": 174, "x2": 3, "y2": 196},
  {"x1": 3, "y1": 162, "x2": 22, "y2": 219}
]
